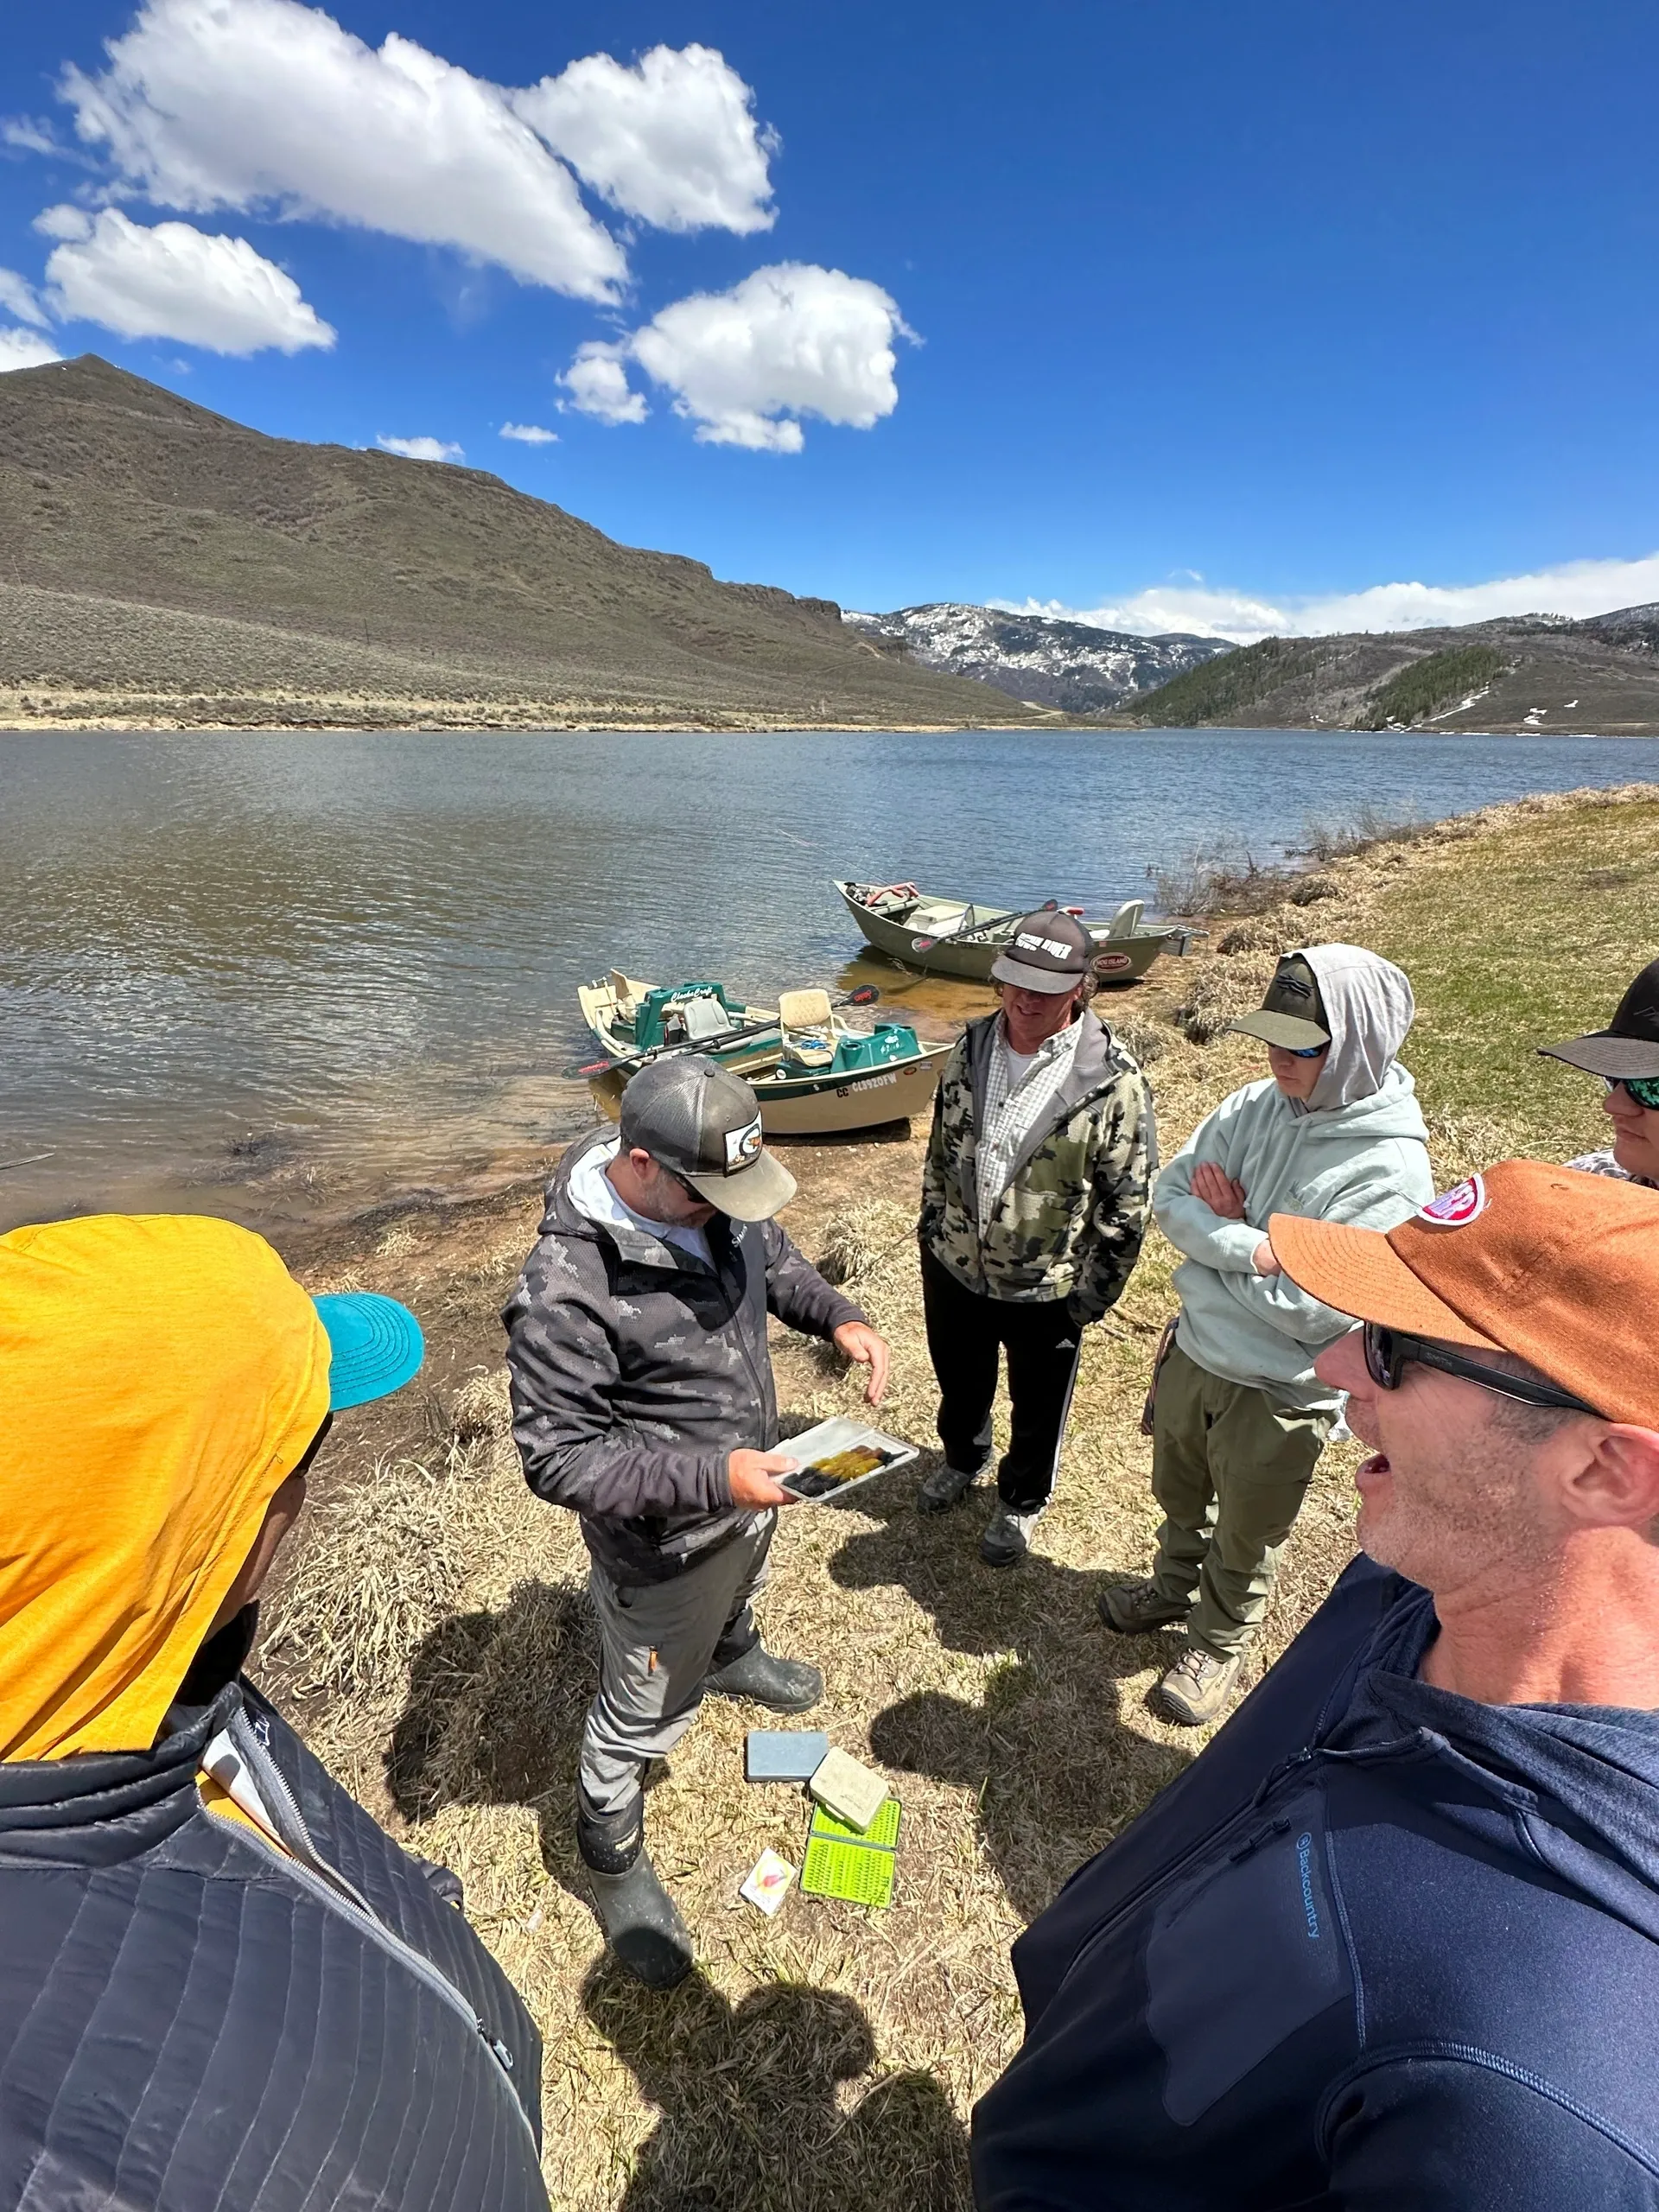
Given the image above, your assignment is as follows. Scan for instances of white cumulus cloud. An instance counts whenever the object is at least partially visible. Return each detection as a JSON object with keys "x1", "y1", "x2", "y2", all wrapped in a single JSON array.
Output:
[
  {"x1": 0, "y1": 327, "x2": 62, "y2": 372},
  {"x1": 44, "y1": 207, "x2": 334, "y2": 354},
  {"x1": 35, "y1": 203, "x2": 97, "y2": 241},
  {"x1": 561, "y1": 264, "x2": 912, "y2": 452},
  {"x1": 59, "y1": 0, "x2": 626, "y2": 301},
  {"x1": 513, "y1": 43, "x2": 775, "y2": 235},
  {"x1": 499, "y1": 421, "x2": 556, "y2": 444},
  {"x1": 376, "y1": 434, "x2": 463, "y2": 461},
  {"x1": 559, "y1": 340, "x2": 648, "y2": 425},
  {"x1": 1004, "y1": 551, "x2": 1659, "y2": 643},
  {"x1": 0, "y1": 270, "x2": 49, "y2": 327}
]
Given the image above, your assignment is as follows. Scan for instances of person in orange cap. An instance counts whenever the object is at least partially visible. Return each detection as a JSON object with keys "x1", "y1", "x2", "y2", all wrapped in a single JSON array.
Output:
[
  {"x1": 0, "y1": 1213, "x2": 548, "y2": 2212},
  {"x1": 973, "y1": 1160, "x2": 1659, "y2": 2211}
]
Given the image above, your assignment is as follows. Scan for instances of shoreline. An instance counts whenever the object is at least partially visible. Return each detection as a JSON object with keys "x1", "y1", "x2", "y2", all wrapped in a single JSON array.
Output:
[{"x1": 6, "y1": 712, "x2": 1659, "y2": 735}]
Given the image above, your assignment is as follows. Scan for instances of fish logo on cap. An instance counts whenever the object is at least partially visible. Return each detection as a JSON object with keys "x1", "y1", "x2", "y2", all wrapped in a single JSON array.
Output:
[
  {"x1": 1417, "y1": 1173, "x2": 1488, "y2": 1227},
  {"x1": 724, "y1": 1114, "x2": 764, "y2": 1173}
]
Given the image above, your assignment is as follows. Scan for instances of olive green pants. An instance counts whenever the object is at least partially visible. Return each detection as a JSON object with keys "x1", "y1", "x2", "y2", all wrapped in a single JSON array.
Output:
[{"x1": 1148, "y1": 1340, "x2": 1334, "y2": 1660}]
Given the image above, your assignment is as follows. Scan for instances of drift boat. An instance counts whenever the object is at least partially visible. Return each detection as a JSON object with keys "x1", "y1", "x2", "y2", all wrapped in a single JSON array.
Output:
[
  {"x1": 834, "y1": 881, "x2": 1192, "y2": 982},
  {"x1": 578, "y1": 973, "x2": 952, "y2": 1135}
]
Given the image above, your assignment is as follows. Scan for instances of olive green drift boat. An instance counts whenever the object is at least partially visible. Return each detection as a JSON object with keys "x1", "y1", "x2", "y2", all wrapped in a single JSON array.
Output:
[
  {"x1": 833, "y1": 880, "x2": 1190, "y2": 982},
  {"x1": 578, "y1": 972, "x2": 951, "y2": 1135}
]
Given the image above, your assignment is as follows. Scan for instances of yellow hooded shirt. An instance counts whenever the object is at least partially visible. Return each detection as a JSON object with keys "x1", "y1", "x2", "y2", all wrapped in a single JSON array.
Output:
[{"x1": 0, "y1": 1213, "x2": 330, "y2": 1764}]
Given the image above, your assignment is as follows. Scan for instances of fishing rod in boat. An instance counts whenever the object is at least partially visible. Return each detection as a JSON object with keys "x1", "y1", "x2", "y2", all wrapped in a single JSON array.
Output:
[
  {"x1": 910, "y1": 897, "x2": 1060, "y2": 956},
  {"x1": 563, "y1": 984, "x2": 882, "y2": 1081}
]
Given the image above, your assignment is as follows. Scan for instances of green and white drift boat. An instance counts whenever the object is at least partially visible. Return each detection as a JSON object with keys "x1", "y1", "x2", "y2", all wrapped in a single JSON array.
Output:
[
  {"x1": 578, "y1": 972, "x2": 951, "y2": 1135},
  {"x1": 833, "y1": 880, "x2": 1192, "y2": 982}
]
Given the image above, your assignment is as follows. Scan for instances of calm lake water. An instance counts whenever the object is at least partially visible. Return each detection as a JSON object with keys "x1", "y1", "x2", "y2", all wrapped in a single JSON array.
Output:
[{"x1": 3, "y1": 726, "x2": 1655, "y2": 1232}]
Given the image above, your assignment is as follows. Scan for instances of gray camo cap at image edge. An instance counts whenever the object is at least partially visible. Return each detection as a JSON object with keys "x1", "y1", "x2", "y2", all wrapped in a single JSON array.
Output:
[{"x1": 619, "y1": 1052, "x2": 798, "y2": 1220}]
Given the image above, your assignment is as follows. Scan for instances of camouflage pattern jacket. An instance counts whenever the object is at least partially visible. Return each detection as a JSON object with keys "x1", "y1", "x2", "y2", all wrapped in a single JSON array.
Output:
[
  {"x1": 919, "y1": 1009, "x2": 1155, "y2": 1319},
  {"x1": 504, "y1": 1129, "x2": 868, "y2": 1586}
]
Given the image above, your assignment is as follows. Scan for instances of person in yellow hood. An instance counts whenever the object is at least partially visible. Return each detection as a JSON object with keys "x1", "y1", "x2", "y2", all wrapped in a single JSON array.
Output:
[{"x1": 0, "y1": 1213, "x2": 549, "y2": 2212}]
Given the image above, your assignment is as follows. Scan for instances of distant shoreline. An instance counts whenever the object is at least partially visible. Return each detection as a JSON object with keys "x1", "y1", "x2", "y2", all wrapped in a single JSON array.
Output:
[{"x1": 4, "y1": 707, "x2": 1659, "y2": 737}]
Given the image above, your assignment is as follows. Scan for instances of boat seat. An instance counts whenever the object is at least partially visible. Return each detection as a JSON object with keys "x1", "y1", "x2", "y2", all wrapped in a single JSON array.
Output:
[
  {"x1": 679, "y1": 994, "x2": 735, "y2": 1042},
  {"x1": 1105, "y1": 899, "x2": 1145, "y2": 938},
  {"x1": 778, "y1": 988, "x2": 837, "y2": 1071}
]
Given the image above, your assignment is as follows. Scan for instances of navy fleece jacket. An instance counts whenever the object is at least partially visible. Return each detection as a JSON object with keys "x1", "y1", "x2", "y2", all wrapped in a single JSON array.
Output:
[{"x1": 972, "y1": 1558, "x2": 1659, "y2": 2209}]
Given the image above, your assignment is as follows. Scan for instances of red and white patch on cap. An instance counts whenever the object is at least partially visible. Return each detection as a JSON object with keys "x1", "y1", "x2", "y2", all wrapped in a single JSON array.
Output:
[{"x1": 1417, "y1": 1173, "x2": 1487, "y2": 1227}]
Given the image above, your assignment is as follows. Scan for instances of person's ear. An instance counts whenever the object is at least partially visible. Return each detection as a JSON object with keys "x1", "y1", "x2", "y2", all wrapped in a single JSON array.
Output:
[{"x1": 1561, "y1": 1425, "x2": 1659, "y2": 1533}]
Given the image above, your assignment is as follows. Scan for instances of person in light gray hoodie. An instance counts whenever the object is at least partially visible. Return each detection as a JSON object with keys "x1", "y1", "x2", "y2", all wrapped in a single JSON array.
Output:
[{"x1": 1100, "y1": 944, "x2": 1433, "y2": 1724}]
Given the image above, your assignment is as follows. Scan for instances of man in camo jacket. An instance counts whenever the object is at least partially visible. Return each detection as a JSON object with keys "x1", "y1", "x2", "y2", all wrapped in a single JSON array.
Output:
[{"x1": 918, "y1": 908, "x2": 1156, "y2": 1565}]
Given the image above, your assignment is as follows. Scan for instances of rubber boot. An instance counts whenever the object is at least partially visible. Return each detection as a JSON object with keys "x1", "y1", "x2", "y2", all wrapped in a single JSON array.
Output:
[
  {"x1": 577, "y1": 1788, "x2": 693, "y2": 1990},
  {"x1": 701, "y1": 1634, "x2": 823, "y2": 1713}
]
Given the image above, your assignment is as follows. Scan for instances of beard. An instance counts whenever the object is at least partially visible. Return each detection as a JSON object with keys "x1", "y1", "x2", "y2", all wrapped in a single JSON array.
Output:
[{"x1": 1356, "y1": 1420, "x2": 1556, "y2": 1593}]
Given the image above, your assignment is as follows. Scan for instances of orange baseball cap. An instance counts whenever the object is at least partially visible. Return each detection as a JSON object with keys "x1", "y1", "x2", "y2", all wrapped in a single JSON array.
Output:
[{"x1": 1268, "y1": 1158, "x2": 1659, "y2": 1428}]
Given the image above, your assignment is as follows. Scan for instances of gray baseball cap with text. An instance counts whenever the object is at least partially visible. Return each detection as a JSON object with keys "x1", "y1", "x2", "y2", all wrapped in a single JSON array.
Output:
[{"x1": 619, "y1": 1054, "x2": 797, "y2": 1220}]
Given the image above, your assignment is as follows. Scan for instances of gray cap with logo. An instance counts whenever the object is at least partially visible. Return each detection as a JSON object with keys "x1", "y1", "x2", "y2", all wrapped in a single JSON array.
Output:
[
  {"x1": 1228, "y1": 953, "x2": 1332, "y2": 1051},
  {"x1": 990, "y1": 908, "x2": 1095, "y2": 995},
  {"x1": 619, "y1": 1052, "x2": 798, "y2": 1220}
]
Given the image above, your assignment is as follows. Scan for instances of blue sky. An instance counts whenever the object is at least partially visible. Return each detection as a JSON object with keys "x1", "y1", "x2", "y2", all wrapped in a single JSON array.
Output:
[{"x1": 3, "y1": 0, "x2": 1659, "y2": 637}]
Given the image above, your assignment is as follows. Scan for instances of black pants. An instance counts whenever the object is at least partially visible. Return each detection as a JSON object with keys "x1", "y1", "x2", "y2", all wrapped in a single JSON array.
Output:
[{"x1": 920, "y1": 1246, "x2": 1085, "y2": 1510}]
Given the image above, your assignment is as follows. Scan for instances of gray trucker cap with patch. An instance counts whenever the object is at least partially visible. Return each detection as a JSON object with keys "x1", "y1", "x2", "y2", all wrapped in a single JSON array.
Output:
[{"x1": 619, "y1": 1053, "x2": 798, "y2": 1220}]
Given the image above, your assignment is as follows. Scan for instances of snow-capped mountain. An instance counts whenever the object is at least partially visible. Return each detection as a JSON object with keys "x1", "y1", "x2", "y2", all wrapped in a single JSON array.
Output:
[{"x1": 843, "y1": 602, "x2": 1234, "y2": 716}]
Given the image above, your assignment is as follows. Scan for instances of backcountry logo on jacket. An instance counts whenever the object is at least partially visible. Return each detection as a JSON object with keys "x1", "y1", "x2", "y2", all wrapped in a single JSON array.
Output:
[{"x1": 919, "y1": 1009, "x2": 1155, "y2": 1317}]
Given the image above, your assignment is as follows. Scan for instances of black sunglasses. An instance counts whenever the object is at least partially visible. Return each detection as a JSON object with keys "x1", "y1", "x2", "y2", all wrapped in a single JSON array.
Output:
[{"x1": 1362, "y1": 1322, "x2": 1600, "y2": 1417}]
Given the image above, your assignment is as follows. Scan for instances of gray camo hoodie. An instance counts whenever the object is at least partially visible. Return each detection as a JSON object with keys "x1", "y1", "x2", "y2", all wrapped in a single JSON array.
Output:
[
  {"x1": 503, "y1": 1128, "x2": 867, "y2": 1585},
  {"x1": 1154, "y1": 944, "x2": 1434, "y2": 1407}
]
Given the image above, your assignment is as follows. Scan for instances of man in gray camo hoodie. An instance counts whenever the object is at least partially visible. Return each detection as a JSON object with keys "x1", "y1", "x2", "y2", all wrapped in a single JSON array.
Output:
[{"x1": 504, "y1": 1054, "x2": 888, "y2": 1989}]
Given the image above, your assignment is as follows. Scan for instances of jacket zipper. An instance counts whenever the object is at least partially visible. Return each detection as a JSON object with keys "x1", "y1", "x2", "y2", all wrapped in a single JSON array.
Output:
[{"x1": 230, "y1": 1710, "x2": 536, "y2": 2143}]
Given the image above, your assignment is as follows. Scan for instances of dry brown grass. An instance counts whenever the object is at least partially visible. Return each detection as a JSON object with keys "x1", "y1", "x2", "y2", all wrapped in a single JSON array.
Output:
[{"x1": 260, "y1": 781, "x2": 1659, "y2": 2209}]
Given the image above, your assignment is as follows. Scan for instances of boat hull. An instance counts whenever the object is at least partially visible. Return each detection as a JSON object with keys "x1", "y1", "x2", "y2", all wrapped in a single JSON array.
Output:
[
  {"x1": 833, "y1": 880, "x2": 1179, "y2": 982},
  {"x1": 590, "y1": 1040, "x2": 950, "y2": 1135}
]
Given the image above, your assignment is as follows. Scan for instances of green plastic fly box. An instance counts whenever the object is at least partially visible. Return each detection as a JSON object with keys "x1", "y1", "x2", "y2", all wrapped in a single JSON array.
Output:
[{"x1": 800, "y1": 1796, "x2": 902, "y2": 1909}]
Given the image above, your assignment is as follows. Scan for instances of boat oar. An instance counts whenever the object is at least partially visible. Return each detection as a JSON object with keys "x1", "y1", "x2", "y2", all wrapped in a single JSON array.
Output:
[
  {"x1": 911, "y1": 897, "x2": 1060, "y2": 956},
  {"x1": 562, "y1": 984, "x2": 880, "y2": 1081}
]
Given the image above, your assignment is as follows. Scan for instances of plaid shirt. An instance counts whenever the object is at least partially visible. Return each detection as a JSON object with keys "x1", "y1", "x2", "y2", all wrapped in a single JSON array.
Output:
[{"x1": 976, "y1": 1015, "x2": 1083, "y2": 1224}]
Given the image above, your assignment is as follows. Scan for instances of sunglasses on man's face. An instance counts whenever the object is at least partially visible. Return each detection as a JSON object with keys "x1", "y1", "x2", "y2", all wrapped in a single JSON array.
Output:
[
  {"x1": 1361, "y1": 1322, "x2": 1600, "y2": 1416},
  {"x1": 1605, "y1": 1075, "x2": 1659, "y2": 1110}
]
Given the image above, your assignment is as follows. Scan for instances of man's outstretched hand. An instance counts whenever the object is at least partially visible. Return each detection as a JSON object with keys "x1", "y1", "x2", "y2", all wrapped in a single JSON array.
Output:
[
  {"x1": 833, "y1": 1321, "x2": 891, "y2": 1407},
  {"x1": 1192, "y1": 1161, "x2": 1249, "y2": 1220}
]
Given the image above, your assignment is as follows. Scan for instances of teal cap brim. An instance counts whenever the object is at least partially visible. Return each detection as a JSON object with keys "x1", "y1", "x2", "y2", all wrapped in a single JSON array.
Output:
[{"x1": 312, "y1": 1291, "x2": 425, "y2": 1411}]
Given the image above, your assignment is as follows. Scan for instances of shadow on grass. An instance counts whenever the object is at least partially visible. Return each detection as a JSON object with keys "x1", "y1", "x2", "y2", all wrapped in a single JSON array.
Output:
[
  {"x1": 828, "y1": 1482, "x2": 1194, "y2": 1923},
  {"x1": 584, "y1": 1961, "x2": 971, "y2": 2212},
  {"x1": 385, "y1": 1580, "x2": 599, "y2": 1910}
]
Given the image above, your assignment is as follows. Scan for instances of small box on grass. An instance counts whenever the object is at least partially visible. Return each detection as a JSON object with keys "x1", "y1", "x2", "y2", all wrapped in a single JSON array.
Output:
[
  {"x1": 808, "y1": 1747, "x2": 888, "y2": 1832},
  {"x1": 745, "y1": 1730, "x2": 830, "y2": 1783},
  {"x1": 801, "y1": 1799, "x2": 902, "y2": 1909}
]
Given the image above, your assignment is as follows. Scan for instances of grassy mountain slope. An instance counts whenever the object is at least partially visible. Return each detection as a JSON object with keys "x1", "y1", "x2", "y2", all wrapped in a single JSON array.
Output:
[
  {"x1": 0, "y1": 357, "x2": 1038, "y2": 730},
  {"x1": 1126, "y1": 612, "x2": 1659, "y2": 733}
]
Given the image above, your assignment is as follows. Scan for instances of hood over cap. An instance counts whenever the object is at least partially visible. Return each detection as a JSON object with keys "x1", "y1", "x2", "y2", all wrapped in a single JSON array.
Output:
[{"x1": 1297, "y1": 942, "x2": 1417, "y2": 1114}]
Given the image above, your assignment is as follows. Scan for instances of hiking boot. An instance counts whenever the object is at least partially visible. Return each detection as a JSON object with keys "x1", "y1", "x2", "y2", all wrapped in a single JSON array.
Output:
[
  {"x1": 980, "y1": 1503, "x2": 1044, "y2": 1567},
  {"x1": 1157, "y1": 1646, "x2": 1243, "y2": 1727},
  {"x1": 1098, "y1": 1578, "x2": 1190, "y2": 1635},
  {"x1": 702, "y1": 1641, "x2": 823, "y2": 1713},
  {"x1": 916, "y1": 1460, "x2": 988, "y2": 1514}
]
